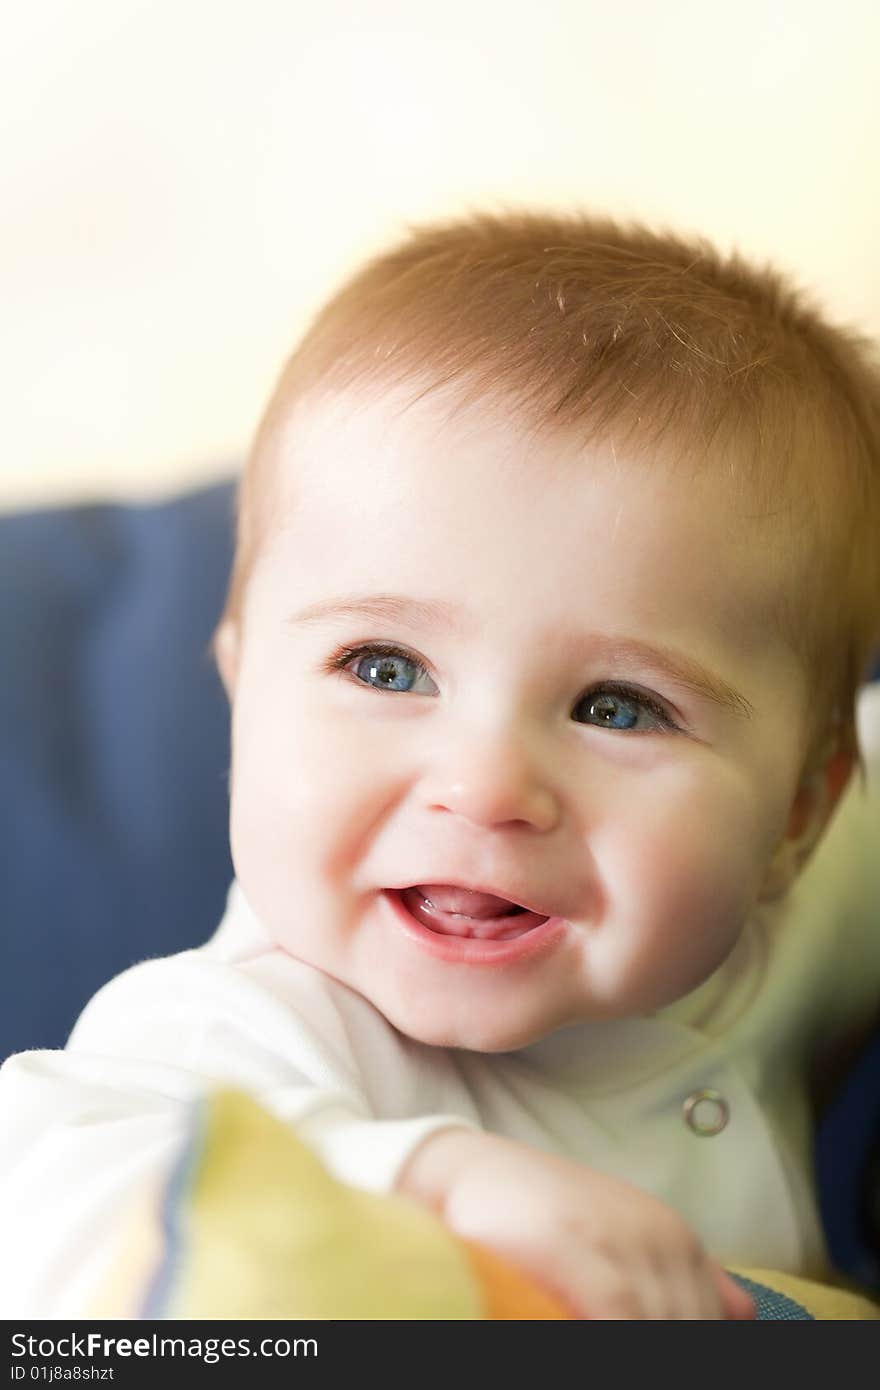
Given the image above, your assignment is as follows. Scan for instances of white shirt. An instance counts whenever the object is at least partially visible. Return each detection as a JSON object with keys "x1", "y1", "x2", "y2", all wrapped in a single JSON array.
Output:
[{"x1": 2, "y1": 685, "x2": 879, "y2": 1317}]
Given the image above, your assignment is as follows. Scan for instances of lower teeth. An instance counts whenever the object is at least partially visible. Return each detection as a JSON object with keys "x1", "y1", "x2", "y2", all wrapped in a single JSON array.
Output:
[{"x1": 422, "y1": 898, "x2": 525, "y2": 918}]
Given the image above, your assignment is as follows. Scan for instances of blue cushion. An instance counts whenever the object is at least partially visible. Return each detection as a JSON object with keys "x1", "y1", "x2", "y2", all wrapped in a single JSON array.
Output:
[
  {"x1": 816, "y1": 1025, "x2": 880, "y2": 1291},
  {"x1": 0, "y1": 480, "x2": 235, "y2": 1060}
]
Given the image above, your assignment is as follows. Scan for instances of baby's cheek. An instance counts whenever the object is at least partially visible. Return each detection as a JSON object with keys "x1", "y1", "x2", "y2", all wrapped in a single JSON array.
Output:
[
  {"x1": 230, "y1": 700, "x2": 392, "y2": 891},
  {"x1": 611, "y1": 785, "x2": 771, "y2": 1004}
]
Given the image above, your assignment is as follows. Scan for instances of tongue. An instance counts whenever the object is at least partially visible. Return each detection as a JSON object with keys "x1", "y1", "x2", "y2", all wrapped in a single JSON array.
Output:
[{"x1": 412, "y1": 884, "x2": 520, "y2": 918}]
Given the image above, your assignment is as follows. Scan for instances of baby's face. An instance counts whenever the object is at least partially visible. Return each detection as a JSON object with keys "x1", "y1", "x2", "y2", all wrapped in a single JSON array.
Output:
[{"x1": 218, "y1": 383, "x2": 814, "y2": 1051}]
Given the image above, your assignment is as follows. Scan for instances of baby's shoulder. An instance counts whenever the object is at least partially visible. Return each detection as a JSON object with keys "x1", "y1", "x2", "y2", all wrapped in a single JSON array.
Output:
[{"x1": 65, "y1": 933, "x2": 406, "y2": 1096}]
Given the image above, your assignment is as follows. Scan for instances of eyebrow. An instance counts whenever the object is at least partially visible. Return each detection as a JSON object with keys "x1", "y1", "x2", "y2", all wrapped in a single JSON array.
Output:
[{"x1": 287, "y1": 592, "x2": 756, "y2": 720}]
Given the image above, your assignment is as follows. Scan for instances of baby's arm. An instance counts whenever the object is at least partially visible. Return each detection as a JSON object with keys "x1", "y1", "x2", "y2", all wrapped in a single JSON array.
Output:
[{"x1": 397, "y1": 1127, "x2": 755, "y2": 1320}]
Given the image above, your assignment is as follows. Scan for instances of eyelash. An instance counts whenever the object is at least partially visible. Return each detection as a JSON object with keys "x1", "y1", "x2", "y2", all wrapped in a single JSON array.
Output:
[{"x1": 322, "y1": 640, "x2": 682, "y2": 733}]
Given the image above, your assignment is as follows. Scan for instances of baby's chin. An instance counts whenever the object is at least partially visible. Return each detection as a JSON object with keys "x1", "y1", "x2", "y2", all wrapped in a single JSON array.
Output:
[{"x1": 372, "y1": 998, "x2": 579, "y2": 1054}]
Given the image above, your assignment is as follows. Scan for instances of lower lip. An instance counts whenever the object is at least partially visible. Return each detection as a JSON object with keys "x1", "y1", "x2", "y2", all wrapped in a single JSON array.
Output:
[{"x1": 382, "y1": 889, "x2": 568, "y2": 965}]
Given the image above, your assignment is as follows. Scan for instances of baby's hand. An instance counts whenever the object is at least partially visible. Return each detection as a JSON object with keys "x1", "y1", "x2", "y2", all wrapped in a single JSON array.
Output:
[{"x1": 398, "y1": 1128, "x2": 755, "y2": 1320}]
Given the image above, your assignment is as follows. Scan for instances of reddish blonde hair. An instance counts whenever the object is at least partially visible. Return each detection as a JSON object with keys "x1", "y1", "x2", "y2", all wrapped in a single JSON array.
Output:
[{"x1": 214, "y1": 209, "x2": 880, "y2": 783}]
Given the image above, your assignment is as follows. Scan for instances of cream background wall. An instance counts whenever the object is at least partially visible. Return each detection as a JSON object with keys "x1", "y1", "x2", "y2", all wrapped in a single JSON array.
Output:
[{"x1": 1, "y1": 0, "x2": 878, "y2": 509}]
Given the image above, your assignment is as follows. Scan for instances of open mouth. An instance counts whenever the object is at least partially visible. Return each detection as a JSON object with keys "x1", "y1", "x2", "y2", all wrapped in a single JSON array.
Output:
[{"x1": 397, "y1": 886, "x2": 550, "y2": 941}]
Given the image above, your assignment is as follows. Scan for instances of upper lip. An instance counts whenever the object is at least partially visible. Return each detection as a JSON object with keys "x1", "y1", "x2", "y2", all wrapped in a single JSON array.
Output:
[{"x1": 389, "y1": 880, "x2": 564, "y2": 921}]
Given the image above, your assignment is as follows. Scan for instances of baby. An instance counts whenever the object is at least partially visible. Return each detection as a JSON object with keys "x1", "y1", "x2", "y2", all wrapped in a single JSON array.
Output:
[{"x1": 3, "y1": 210, "x2": 880, "y2": 1319}]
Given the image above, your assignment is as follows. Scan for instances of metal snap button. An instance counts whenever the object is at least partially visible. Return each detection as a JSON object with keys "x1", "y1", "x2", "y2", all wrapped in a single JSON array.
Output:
[{"x1": 683, "y1": 1088, "x2": 729, "y2": 1136}]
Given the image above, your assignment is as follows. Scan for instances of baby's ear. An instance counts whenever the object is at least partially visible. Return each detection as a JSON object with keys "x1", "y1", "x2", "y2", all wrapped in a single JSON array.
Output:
[
  {"x1": 757, "y1": 743, "x2": 855, "y2": 903},
  {"x1": 213, "y1": 619, "x2": 240, "y2": 700}
]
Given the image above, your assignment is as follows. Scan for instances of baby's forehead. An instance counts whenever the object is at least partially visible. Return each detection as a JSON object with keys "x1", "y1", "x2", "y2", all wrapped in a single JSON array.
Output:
[
  {"x1": 268, "y1": 397, "x2": 596, "y2": 569},
  {"x1": 271, "y1": 378, "x2": 623, "y2": 527},
  {"x1": 264, "y1": 385, "x2": 789, "y2": 614},
  {"x1": 268, "y1": 377, "x2": 765, "y2": 537}
]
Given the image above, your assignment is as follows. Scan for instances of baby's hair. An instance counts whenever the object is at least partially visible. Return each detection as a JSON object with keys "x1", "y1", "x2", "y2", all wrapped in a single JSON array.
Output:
[{"x1": 214, "y1": 207, "x2": 880, "y2": 787}]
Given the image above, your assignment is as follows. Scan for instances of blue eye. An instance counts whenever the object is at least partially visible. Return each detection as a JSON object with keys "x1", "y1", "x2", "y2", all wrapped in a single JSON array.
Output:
[
  {"x1": 575, "y1": 689, "x2": 675, "y2": 733},
  {"x1": 349, "y1": 645, "x2": 429, "y2": 693},
  {"x1": 327, "y1": 641, "x2": 680, "y2": 733}
]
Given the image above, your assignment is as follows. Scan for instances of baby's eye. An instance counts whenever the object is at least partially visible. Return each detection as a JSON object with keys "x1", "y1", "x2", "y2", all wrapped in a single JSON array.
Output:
[
  {"x1": 338, "y1": 643, "x2": 436, "y2": 694},
  {"x1": 575, "y1": 686, "x2": 678, "y2": 733}
]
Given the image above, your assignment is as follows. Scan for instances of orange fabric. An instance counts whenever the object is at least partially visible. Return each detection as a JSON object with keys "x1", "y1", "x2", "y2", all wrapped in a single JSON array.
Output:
[{"x1": 461, "y1": 1239, "x2": 572, "y2": 1319}]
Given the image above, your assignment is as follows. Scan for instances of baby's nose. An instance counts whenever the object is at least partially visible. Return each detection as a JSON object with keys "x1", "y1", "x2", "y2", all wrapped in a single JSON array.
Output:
[{"x1": 423, "y1": 732, "x2": 561, "y2": 831}]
